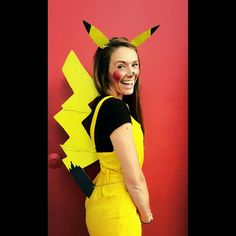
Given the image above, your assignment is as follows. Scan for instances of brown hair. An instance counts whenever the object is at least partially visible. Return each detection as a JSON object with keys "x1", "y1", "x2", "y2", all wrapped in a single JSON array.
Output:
[{"x1": 93, "y1": 37, "x2": 145, "y2": 133}]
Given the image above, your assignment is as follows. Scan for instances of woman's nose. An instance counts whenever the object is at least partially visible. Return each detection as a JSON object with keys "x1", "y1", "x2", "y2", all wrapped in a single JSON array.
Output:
[{"x1": 126, "y1": 67, "x2": 135, "y2": 76}]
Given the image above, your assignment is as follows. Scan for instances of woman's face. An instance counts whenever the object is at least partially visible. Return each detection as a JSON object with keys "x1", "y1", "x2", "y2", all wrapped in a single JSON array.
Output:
[{"x1": 108, "y1": 46, "x2": 140, "y2": 98}]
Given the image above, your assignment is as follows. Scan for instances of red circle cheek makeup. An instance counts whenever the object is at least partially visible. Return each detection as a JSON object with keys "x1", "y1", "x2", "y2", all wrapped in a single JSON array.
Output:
[{"x1": 113, "y1": 71, "x2": 122, "y2": 81}]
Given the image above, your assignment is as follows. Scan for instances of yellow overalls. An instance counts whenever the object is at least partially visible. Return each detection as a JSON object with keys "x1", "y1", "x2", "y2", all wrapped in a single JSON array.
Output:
[{"x1": 85, "y1": 96, "x2": 144, "y2": 236}]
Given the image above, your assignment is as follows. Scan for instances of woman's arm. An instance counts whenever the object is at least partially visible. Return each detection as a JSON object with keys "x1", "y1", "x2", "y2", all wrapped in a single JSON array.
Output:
[{"x1": 110, "y1": 122, "x2": 153, "y2": 223}]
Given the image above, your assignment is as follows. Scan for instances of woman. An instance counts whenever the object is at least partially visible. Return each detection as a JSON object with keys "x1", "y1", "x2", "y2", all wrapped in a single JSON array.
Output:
[{"x1": 83, "y1": 37, "x2": 153, "y2": 236}]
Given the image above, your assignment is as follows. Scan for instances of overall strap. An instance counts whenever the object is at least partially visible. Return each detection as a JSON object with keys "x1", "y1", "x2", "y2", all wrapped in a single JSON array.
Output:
[{"x1": 90, "y1": 96, "x2": 113, "y2": 147}]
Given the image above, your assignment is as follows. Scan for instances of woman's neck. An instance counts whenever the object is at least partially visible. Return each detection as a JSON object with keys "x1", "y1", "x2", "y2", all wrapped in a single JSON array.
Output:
[{"x1": 107, "y1": 88, "x2": 123, "y2": 100}]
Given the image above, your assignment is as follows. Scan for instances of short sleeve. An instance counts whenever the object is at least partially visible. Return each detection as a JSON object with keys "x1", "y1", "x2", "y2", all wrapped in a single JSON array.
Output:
[
  {"x1": 94, "y1": 97, "x2": 132, "y2": 152},
  {"x1": 101, "y1": 98, "x2": 131, "y2": 135}
]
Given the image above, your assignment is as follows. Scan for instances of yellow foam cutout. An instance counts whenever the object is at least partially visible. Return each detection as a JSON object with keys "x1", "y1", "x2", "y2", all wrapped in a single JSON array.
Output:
[
  {"x1": 54, "y1": 50, "x2": 99, "y2": 170},
  {"x1": 130, "y1": 29, "x2": 151, "y2": 47},
  {"x1": 90, "y1": 25, "x2": 109, "y2": 48}
]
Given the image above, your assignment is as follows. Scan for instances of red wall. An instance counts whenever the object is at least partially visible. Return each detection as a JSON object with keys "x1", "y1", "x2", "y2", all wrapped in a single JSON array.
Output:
[{"x1": 48, "y1": 0, "x2": 188, "y2": 235}]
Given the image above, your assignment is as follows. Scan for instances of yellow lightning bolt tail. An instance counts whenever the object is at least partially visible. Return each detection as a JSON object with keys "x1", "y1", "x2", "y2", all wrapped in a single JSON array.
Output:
[
  {"x1": 83, "y1": 20, "x2": 109, "y2": 49},
  {"x1": 54, "y1": 50, "x2": 99, "y2": 169},
  {"x1": 130, "y1": 25, "x2": 160, "y2": 47}
]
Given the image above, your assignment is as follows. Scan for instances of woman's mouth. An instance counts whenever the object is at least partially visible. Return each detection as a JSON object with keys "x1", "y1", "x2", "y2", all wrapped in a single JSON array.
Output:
[{"x1": 121, "y1": 80, "x2": 135, "y2": 88}]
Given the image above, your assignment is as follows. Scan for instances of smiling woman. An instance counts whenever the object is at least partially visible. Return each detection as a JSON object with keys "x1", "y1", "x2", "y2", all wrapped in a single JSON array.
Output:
[{"x1": 82, "y1": 37, "x2": 152, "y2": 236}]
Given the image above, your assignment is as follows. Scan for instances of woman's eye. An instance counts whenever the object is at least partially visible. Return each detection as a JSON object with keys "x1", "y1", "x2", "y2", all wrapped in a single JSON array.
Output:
[
  {"x1": 132, "y1": 63, "x2": 139, "y2": 68},
  {"x1": 118, "y1": 64, "x2": 125, "y2": 69}
]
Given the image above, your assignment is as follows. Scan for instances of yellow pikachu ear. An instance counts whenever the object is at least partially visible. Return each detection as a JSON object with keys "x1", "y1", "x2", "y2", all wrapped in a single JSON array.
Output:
[
  {"x1": 83, "y1": 20, "x2": 110, "y2": 48},
  {"x1": 130, "y1": 25, "x2": 160, "y2": 47}
]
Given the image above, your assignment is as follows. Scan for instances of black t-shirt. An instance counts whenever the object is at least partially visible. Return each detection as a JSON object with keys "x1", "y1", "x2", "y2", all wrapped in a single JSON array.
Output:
[{"x1": 82, "y1": 95, "x2": 132, "y2": 152}]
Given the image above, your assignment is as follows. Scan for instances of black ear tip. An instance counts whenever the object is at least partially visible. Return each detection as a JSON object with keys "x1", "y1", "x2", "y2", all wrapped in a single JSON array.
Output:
[
  {"x1": 151, "y1": 25, "x2": 160, "y2": 35},
  {"x1": 83, "y1": 20, "x2": 91, "y2": 33}
]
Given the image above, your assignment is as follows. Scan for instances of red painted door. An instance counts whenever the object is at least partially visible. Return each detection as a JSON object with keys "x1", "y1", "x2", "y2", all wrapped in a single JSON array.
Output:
[{"x1": 48, "y1": 0, "x2": 188, "y2": 235}]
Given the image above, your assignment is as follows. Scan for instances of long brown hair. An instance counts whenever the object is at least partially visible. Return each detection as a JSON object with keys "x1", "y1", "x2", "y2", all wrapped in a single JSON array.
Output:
[{"x1": 93, "y1": 37, "x2": 145, "y2": 133}]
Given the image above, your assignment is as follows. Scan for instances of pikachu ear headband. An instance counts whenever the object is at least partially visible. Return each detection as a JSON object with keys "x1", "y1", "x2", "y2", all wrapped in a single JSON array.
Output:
[{"x1": 83, "y1": 20, "x2": 160, "y2": 49}]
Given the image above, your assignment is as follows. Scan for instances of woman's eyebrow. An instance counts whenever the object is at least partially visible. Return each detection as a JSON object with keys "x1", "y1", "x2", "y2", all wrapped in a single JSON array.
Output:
[{"x1": 115, "y1": 60, "x2": 139, "y2": 65}]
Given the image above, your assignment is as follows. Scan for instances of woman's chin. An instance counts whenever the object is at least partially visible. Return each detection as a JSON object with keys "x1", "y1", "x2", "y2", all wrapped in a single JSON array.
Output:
[{"x1": 123, "y1": 89, "x2": 134, "y2": 96}]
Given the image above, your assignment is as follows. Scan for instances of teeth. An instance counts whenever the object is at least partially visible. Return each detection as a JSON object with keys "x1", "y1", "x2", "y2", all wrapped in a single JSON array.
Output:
[
  {"x1": 121, "y1": 80, "x2": 134, "y2": 85},
  {"x1": 122, "y1": 81, "x2": 133, "y2": 85}
]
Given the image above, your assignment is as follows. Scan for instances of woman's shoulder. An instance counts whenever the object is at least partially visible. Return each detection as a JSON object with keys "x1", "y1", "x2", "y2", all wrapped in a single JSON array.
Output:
[
  {"x1": 99, "y1": 96, "x2": 131, "y2": 125},
  {"x1": 99, "y1": 96, "x2": 130, "y2": 115},
  {"x1": 97, "y1": 96, "x2": 132, "y2": 136}
]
